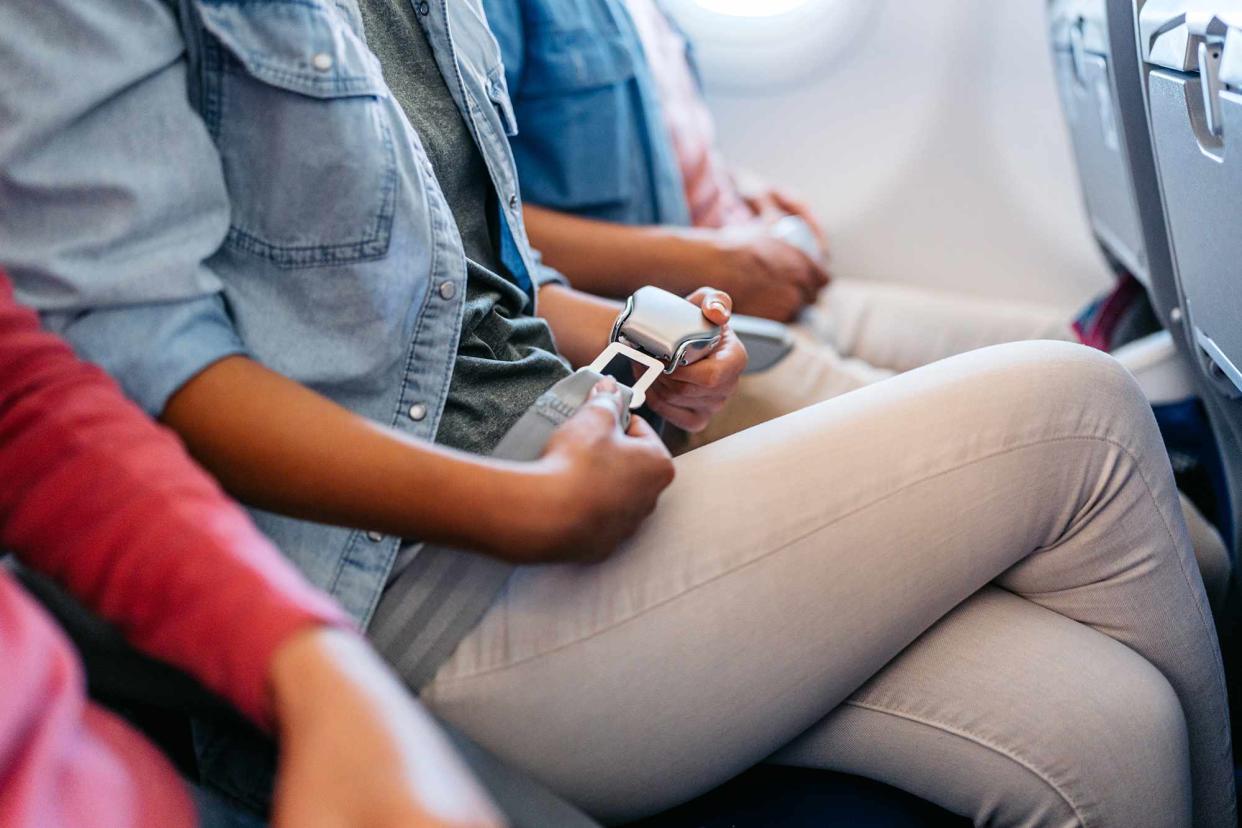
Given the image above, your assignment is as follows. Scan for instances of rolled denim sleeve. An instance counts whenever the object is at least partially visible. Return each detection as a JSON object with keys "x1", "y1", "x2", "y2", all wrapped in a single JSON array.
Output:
[
  {"x1": 532, "y1": 256, "x2": 570, "y2": 289},
  {"x1": 0, "y1": 0, "x2": 246, "y2": 415}
]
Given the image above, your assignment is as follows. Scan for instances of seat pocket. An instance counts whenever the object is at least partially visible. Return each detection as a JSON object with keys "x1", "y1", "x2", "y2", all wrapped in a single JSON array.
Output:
[{"x1": 198, "y1": 0, "x2": 397, "y2": 268}]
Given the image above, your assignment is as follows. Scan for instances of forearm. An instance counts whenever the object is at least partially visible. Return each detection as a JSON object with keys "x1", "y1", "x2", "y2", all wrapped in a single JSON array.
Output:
[
  {"x1": 161, "y1": 356, "x2": 538, "y2": 556},
  {"x1": 537, "y1": 283, "x2": 622, "y2": 369},
  {"x1": 0, "y1": 285, "x2": 346, "y2": 723},
  {"x1": 525, "y1": 204, "x2": 712, "y2": 298}
]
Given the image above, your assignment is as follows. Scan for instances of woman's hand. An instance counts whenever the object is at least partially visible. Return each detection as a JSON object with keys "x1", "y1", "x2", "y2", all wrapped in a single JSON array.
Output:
[
  {"x1": 507, "y1": 379, "x2": 676, "y2": 564},
  {"x1": 646, "y1": 288, "x2": 748, "y2": 433},
  {"x1": 695, "y1": 227, "x2": 829, "y2": 322},
  {"x1": 269, "y1": 628, "x2": 506, "y2": 828},
  {"x1": 736, "y1": 174, "x2": 830, "y2": 255}
]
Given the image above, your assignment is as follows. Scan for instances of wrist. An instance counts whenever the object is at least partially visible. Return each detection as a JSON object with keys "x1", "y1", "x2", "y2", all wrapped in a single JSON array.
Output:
[
  {"x1": 268, "y1": 627, "x2": 362, "y2": 735},
  {"x1": 489, "y1": 459, "x2": 571, "y2": 563}
]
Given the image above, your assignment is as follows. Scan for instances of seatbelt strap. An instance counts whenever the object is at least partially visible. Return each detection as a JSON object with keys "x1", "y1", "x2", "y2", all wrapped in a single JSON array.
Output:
[{"x1": 369, "y1": 288, "x2": 721, "y2": 689}]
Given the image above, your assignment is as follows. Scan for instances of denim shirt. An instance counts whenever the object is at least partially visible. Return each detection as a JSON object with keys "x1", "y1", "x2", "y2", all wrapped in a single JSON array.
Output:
[
  {"x1": 0, "y1": 0, "x2": 562, "y2": 627},
  {"x1": 482, "y1": 0, "x2": 692, "y2": 226}
]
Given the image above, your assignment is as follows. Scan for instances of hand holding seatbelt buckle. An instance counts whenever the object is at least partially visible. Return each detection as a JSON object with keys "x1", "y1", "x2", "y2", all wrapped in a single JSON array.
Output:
[{"x1": 586, "y1": 286, "x2": 723, "y2": 410}]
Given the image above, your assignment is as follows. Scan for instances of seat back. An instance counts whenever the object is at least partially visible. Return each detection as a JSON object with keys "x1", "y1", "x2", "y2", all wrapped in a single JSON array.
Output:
[
  {"x1": 1141, "y1": 1, "x2": 1242, "y2": 393},
  {"x1": 1049, "y1": 0, "x2": 1242, "y2": 553},
  {"x1": 1051, "y1": 0, "x2": 1150, "y2": 282},
  {"x1": 1136, "y1": 0, "x2": 1242, "y2": 553},
  {"x1": 1048, "y1": 0, "x2": 1189, "y2": 330}
]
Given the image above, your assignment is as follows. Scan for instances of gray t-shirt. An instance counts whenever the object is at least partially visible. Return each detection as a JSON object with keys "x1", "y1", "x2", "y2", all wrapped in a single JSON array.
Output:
[{"x1": 358, "y1": 0, "x2": 570, "y2": 456}]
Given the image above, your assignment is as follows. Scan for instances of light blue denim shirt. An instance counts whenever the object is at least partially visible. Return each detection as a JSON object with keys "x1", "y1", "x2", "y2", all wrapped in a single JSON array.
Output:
[
  {"x1": 482, "y1": 0, "x2": 692, "y2": 226},
  {"x1": 0, "y1": 0, "x2": 563, "y2": 626}
]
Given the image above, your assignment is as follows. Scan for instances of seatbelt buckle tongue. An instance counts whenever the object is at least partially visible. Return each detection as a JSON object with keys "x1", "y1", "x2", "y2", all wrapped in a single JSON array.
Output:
[{"x1": 586, "y1": 341, "x2": 666, "y2": 411}]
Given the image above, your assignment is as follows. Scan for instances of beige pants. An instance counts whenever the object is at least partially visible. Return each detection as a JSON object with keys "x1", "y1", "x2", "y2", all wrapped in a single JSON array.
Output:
[
  {"x1": 695, "y1": 279, "x2": 1084, "y2": 441},
  {"x1": 692, "y1": 280, "x2": 1231, "y2": 610},
  {"x1": 423, "y1": 340, "x2": 1235, "y2": 828}
]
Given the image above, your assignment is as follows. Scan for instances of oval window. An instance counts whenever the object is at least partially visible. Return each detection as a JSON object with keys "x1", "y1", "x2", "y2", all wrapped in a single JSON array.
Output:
[{"x1": 661, "y1": 0, "x2": 884, "y2": 93}]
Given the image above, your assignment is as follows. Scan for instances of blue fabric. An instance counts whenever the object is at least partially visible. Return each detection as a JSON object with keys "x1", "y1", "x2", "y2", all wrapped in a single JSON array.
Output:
[
  {"x1": 624, "y1": 766, "x2": 969, "y2": 828},
  {"x1": 1153, "y1": 398, "x2": 1234, "y2": 556},
  {"x1": 192, "y1": 783, "x2": 266, "y2": 828},
  {"x1": 0, "y1": 0, "x2": 568, "y2": 628},
  {"x1": 482, "y1": 0, "x2": 691, "y2": 226}
]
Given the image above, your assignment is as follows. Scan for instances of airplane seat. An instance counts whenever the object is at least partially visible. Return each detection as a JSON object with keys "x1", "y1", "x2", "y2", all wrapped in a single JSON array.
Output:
[
  {"x1": 1048, "y1": 0, "x2": 1242, "y2": 561},
  {"x1": 1133, "y1": 2, "x2": 1242, "y2": 750},
  {"x1": 1048, "y1": 0, "x2": 1195, "y2": 336},
  {"x1": 13, "y1": 561, "x2": 964, "y2": 827},
  {"x1": 1051, "y1": 0, "x2": 1153, "y2": 294},
  {"x1": 1136, "y1": 0, "x2": 1242, "y2": 561},
  {"x1": 1140, "y1": 0, "x2": 1242, "y2": 395}
]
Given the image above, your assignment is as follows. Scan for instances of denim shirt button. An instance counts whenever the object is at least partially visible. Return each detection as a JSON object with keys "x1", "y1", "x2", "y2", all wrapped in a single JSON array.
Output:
[
  {"x1": 508, "y1": 193, "x2": 519, "y2": 210},
  {"x1": 417, "y1": 1, "x2": 430, "y2": 15},
  {"x1": 438, "y1": 281, "x2": 457, "y2": 300},
  {"x1": 408, "y1": 402, "x2": 428, "y2": 422},
  {"x1": 311, "y1": 52, "x2": 334, "y2": 72},
  {"x1": 366, "y1": 531, "x2": 384, "y2": 543}
]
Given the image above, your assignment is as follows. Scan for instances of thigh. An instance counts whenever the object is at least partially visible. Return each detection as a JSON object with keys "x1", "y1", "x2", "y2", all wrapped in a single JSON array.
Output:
[
  {"x1": 772, "y1": 587, "x2": 1191, "y2": 828},
  {"x1": 422, "y1": 342, "x2": 1205, "y2": 822},
  {"x1": 687, "y1": 326, "x2": 893, "y2": 447},
  {"x1": 693, "y1": 280, "x2": 1074, "y2": 449},
  {"x1": 822, "y1": 279, "x2": 1075, "y2": 373}
]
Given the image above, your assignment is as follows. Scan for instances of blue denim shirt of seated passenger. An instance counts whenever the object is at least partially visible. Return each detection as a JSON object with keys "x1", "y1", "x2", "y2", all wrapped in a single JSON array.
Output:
[
  {"x1": 0, "y1": 0, "x2": 564, "y2": 627},
  {"x1": 482, "y1": 0, "x2": 692, "y2": 227}
]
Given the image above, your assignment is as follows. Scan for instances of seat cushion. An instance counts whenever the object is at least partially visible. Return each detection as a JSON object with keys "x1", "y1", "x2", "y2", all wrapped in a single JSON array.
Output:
[{"x1": 625, "y1": 766, "x2": 969, "y2": 828}]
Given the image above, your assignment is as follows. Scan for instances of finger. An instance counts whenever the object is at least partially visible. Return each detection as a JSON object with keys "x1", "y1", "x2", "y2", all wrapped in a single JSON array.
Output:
[
  {"x1": 779, "y1": 252, "x2": 827, "y2": 304},
  {"x1": 650, "y1": 382, "x2": 729, "y2": 405},
  {"x1": 740, "y1": 193, "x2": 768, "y2": 220},
  {"x1": 685, "y1": 286, "x2": 733, "y2": 326},
  {"x1": 789, "y1": 268, "x2": 821, "y2": 305},
  {"x1": 772, "y1": 190, "x2": 829, "y2": 252},
  {"x1": 745, "y1": 192, "x2": 783, "y2": 222},
  {"x1": 661, "y1": 334, "x2": 747, "y2": 390},
  {"x1": 650, "y1": 392, "x2": 727, "y2": 423},
  {"x1": 649, "y1": 397, "x2": 712, "y2": 433},
  {"x1": 652, "y1": 368, "x2": 733, "y2": 400},
  {"x1": 649, "y1": 392, "x2": 724, "y2": 417},
  {"x1": 581, "y1": 378, "x2": 626, "y2": 427},
  {"x1": 623, "y1": 418, "x2": 675, "y2": 478},
  {"x1": 806, "y1": 255, "x2": 831, "y2": 291},
  {"x1": 626, "y1": 411, "x2": 661, "y2": 441}
]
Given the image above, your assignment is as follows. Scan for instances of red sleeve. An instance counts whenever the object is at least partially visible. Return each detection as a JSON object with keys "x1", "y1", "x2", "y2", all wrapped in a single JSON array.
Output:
[{"x1": 0, "y1": 274, "x2": 351, "y2": 728}]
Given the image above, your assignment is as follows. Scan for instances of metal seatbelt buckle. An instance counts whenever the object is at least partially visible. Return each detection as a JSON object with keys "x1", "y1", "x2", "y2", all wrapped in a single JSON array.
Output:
[{"x1": 586, "y1": 286, "x2": 723, "y2": 410}]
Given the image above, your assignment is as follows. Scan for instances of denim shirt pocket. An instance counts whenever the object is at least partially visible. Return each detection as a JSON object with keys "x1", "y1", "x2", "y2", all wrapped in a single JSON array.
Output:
[
  {"x1": 514, "y1": 28, "x2": 639, "y2": 210},
  {"x1": 197, "y1": 0, "x2": 397, "y2": 268}
]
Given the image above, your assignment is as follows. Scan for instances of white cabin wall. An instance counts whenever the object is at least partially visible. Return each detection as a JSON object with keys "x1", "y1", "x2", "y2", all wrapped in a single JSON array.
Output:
[{"x1": 668, "y1": 0, "x2": 1114, "y2": 311}]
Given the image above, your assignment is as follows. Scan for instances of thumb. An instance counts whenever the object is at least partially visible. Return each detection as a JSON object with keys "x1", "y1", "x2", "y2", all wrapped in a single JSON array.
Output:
[
  {"x1": 686, "y1": 287, "x2": 733, "y2": 326},
  {"x1": 583, "y1": 377, "x2": 626, "y2": 428}
]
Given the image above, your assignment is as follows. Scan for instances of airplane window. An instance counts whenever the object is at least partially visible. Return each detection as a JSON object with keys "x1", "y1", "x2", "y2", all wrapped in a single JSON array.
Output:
[
  {"x1": 690, "y1": 0, "x2": 816, "y2": 16},
  {"x1": 662, "y1": 0, "x2": 883, "y2": 92}
]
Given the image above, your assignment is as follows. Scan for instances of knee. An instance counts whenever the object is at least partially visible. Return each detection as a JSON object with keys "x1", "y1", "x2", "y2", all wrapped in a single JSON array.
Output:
[
  {"x1": 1027, "y1": 341, "x2": 1149, "y2": 416},
  {"x1": 980, "y1": 340, "x2": 1158, "y2": 447},
  {"x1": 1062, "y1": 657, "x2": 1192, "y2": 826}
]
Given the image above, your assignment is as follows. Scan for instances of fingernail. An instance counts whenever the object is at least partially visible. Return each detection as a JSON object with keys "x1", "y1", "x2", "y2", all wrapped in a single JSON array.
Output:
[
  {"x1": 593, "y1": 377, "x2": 619, "y2": 395},
  {"x1": 707, "y1": 300, "x2": 728, "y2": 315}
]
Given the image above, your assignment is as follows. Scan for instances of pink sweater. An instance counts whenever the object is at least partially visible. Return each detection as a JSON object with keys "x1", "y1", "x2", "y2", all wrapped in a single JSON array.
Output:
[
  {"x1": 623, "y1": 0, "x2": 753, "y2": 229},
  {"x1": 0, "y1": 274, "x2": 347, "y2": 827}
]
